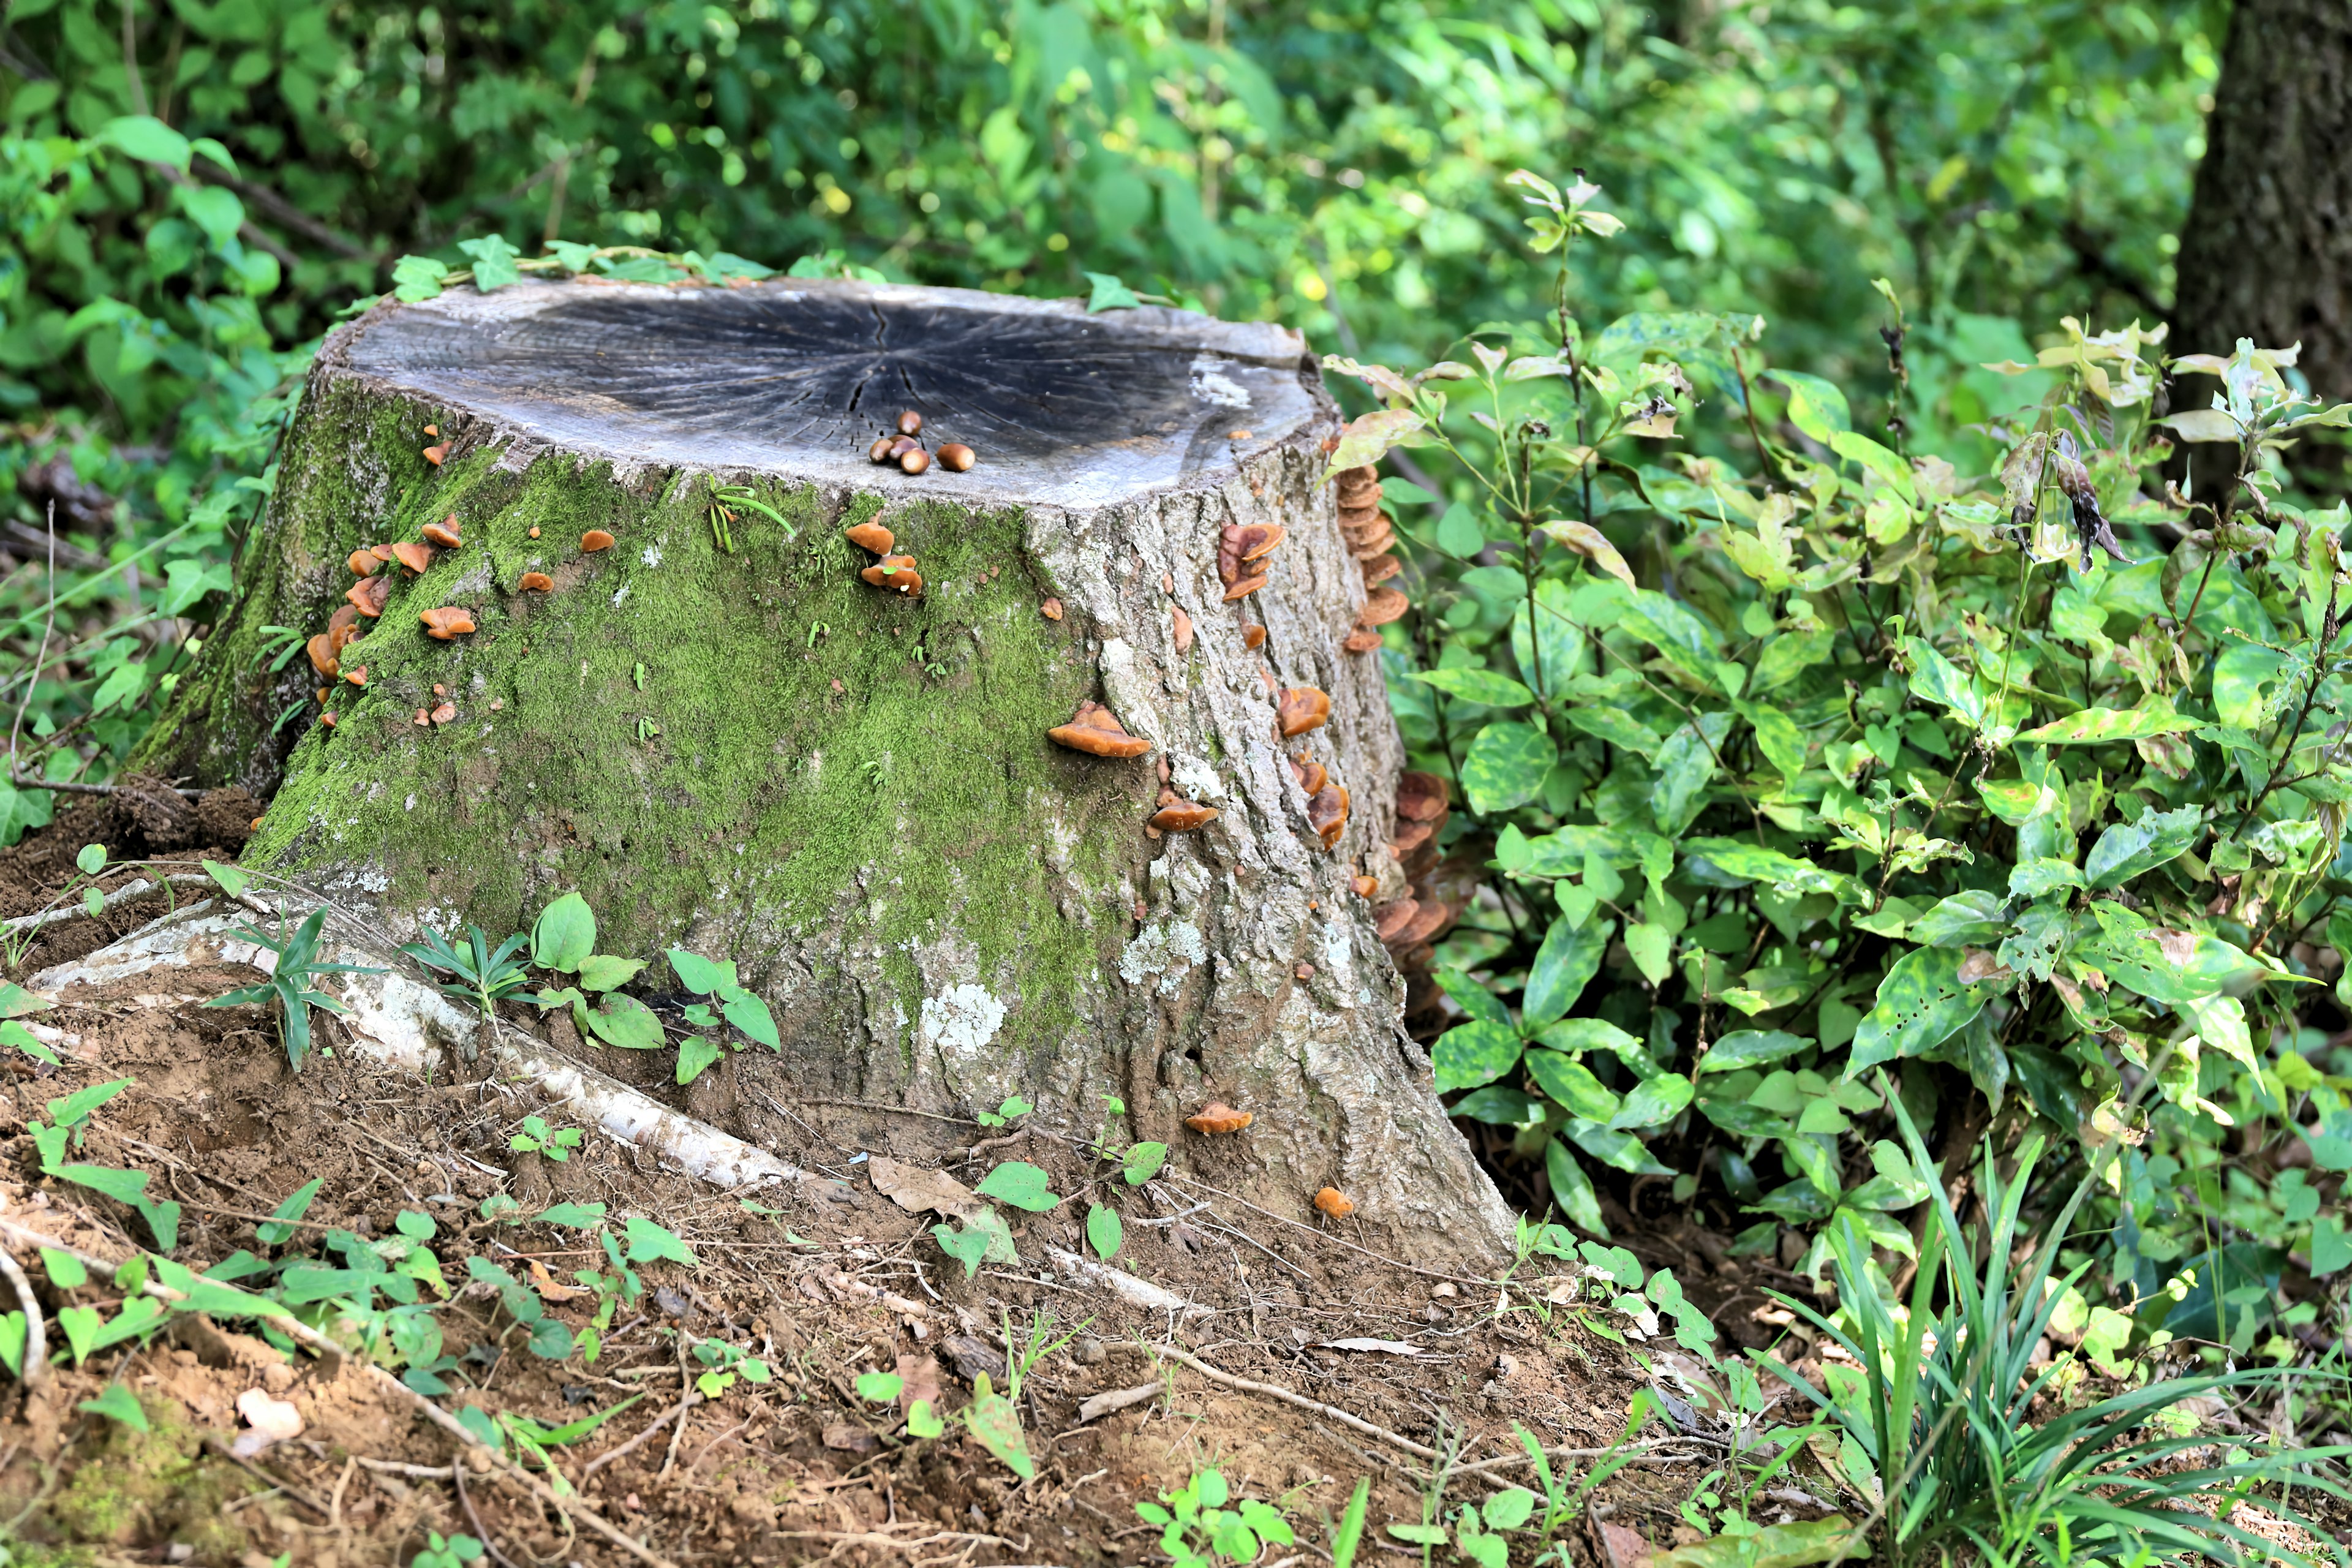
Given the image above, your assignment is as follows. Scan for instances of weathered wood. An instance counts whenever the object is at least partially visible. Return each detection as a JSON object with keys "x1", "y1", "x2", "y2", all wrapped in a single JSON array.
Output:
[{"x1": 143, "y1": 277, "x2": 1515, "y2": 1262}]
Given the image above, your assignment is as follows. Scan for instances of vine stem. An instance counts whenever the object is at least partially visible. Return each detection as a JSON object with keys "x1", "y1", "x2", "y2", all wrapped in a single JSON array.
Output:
[{"x1": 8, "y1": 502, "x2": 55, "y2": 780}]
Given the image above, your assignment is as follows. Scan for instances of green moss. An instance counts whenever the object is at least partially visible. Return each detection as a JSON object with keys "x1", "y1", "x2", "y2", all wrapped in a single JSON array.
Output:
[
  {"x1": 235, "y1": 429, "x2": 1141, "y2": 1062},
  {"x1": 39, "y1": 1397, "x2": 250, "y2": 1552}
]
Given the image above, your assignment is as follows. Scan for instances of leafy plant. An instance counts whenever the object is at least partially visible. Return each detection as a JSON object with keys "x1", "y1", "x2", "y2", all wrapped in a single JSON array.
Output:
[
  {"x1": 508, "y1": 1116, "x2": 582, "y2": 1163},
  {"x1": 203, "y1": 908, "x2": 383, "y2": 1070},
  {"x1": 974, "y1": 1095, "x2": 1033, "y2": 1129},
  {"x1": 1140, "y1": 1469, "x2": 1297, "y2": 1568},
  {"x1": 403, "y1": 924, "x2": 533, "y2": 1019},
  {"x1": 410, "y1": 1532, "x2": 486, "y2": 1568},
  {"x1": 1766, "y1": 1104, "x2": 2351, "y2": 1567},
  {"x1": 689, "y1": 1336, "x2": 772, "y2": 1398}
]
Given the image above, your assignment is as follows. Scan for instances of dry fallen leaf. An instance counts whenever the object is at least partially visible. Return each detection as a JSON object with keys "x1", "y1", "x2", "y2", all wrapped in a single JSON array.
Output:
[
  {"x1": 821, "y1": 1422, "x2": 877, "y2": 1454},
  {"x1": 529, "y1": 1260, "x2": 582, "y2": 1302},
  {"x1": 868, "y1": 1156, "x2": 986, "y2": 1223}
]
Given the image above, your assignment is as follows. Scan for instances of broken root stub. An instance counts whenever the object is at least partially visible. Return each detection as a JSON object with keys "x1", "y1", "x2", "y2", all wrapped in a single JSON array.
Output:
[
  {"x1": 420, "y1": 607, "x2": 477, "y2": 640},
  {"x1": 1308, "y1": 783, "x2": 1350, "y2": 850},
  {"x1": 1276, "y1": 687, "x2": 1332, "y2": 738},
  {"x1": 1148, "y1": 800, "x2": 1218, "y2": 832},
  {"x1": 580, "y1": 529, "x2": 616, "y2": 552},
  {"x1": 843, "y1": 522, "x2": 894, "y2": 554},
  {"x1": 1185, "y1": 1101, "x2": 1253, "y2": 1134},
  {"x1": 1313, "y1": 1186, "x2": 1355, "y2": 1219},
  {"x1": 345, "y1": 576, "x2": 392, "y2": 619},
  {"x1": 1047, "y1": 701, "x2": 1152, "y2": 759},
  {"x1": 518, "y1": 571, "x2": 554, "y2": 592}
]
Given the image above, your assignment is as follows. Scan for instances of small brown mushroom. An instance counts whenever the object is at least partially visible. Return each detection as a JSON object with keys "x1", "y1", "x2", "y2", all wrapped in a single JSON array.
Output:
[
  {"x1": 1396, "y1": 771, "x2": 1451, "y2": 822},
  {"x1": 844, "y1": 522, "x2": 894, "y2": 554},
  {"x1": 861, "y1": 554, "x2": 924, "y2": 595},
  {"x1": 343, "y1": 665, "x2": 368, "y2": 687},
  {"x1": 347, "y1": 549, "x2": 379, "y2": 577},
  {"x1": 345, "y1": 576, "x2": 393, "y2": 619},
  {"x1": 1149, "y1": 800, "x2": 1218, "y2": 832},
  {"x1": 421, "y1": 518, "x2": 463, "y2": 549},
  {"x1": 1308, "y1": 784, "x2": 1350, "y2": 850},
  {"x1": 419, "y1": 607, "x2": 477, "y2": 640},
  {"x1": 1242, "y1": 625, "x2": 1267, "y2": 650},
  {"x1": 1047, "y1": 701, "x2": 1152, "y2": 758},
  {"x1": 319, "y1": 711, "x2": 337, "y2": 728},
  {"x1": 1276, "y1": 687, "x2": 1332, "y2": 738},
  {"x1": 899, "y1": 447, "x2": 932, "y2": 476},
  {"x1": 1361, "y1": 554, "x2": 1401, "y2": 587},
  {"x1": 326, "y1": 622, "x2": 360, "y2": 658},
  {"x1": 423, "y1": 424, "x2": 439, "y2": 437},
  {"x1": 1343, "y1": 628, "x2": 1385, "y2": 654},
  {"x1": 937, "y1": 442, "x2": 976, "y2": 472},
  {"x1": 1313, "y1": 1186, "x2": 1355, "y2": 1219},
  {"x1": 1221, "y1": 572, "x2": 1270, "y2": 603},
  {"x1": 580, "y1": 529, "x2": 616, "y2": 552},
  {"x1": 1374, "y1": 897, "x2": 1423, "y2": 941},
  {"x1": 328, "y1": 605, "x2": 358, "y2": 635},
  {"x1": 1292, "y1": 756, "x2": 1329, "y2": 796},
  {"x1": 414, "y1": 708, "x2": 431, "y2": 727},
  {"x1": 518, "y1": 571, "x2": 554, "y2": 592},
  {"x1": 529, "y1": 526, "x2": 541, "y2": 539},
  {"x1": 1040, "y1": 597, "x2": 1063, "y2": 621},
  {"x1": 1171, "y1": 606, "x2": 1193, "y2": 653},
  {"x1": 421, "y1": 442, "x2": 449, "y2": 466},
  {"x1": 430, "y1": 702, "x2": 457, "y2": 725},
  {"x1": 390, "y1": 541, "x2": 436, "y2": 575},
  {"x1": 306, "y1": 634, "x2": 339, "y2": 679},
  {"x1": 1185, "y1": 1101, "x2": 1253, "y2": 1134},
  {"x1": 1352, "y1": 874, "x2": 1379, "y2": 899},
  {"x1": 897, "y1": 410, "x2": 924, "y2": 437},
  {"x1": 1358, "y1": 585, "x2": 1409, "y2": 626}
]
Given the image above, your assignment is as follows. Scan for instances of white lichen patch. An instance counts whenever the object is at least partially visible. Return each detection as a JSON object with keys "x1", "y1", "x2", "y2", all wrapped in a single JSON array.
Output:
[
  {"x1": 641, "y1": 544, "x2": 663, "y2": 567},
  {"x1": 919, "y1": 982, "x2": 1011, "y2": 1101},
  {"x1": 1120, "y1": 919, "x2": 1207, "y2": 995},
  {"x1": 1170, "y1": 756, "x2": 1226, "y2": 804}
]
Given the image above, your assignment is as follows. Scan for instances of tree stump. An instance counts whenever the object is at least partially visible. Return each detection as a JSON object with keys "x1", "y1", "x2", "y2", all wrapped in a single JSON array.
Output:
[{"x1": 143, "y1": 277, "x2": 1515, "y2": 1261}]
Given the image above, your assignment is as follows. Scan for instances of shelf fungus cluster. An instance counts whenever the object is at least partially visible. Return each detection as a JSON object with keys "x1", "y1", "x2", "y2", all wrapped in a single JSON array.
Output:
[
  {"x1": 318, "y1": 515, "x2": 487, "y2": 730},
  {"x1": 844, "y1": 520, "x2": 923, "y2": 597},
  {"x1": 1287, "y1": 751, "x2": 1349, "y2": 850},
  {"x1": 1046, "y1": 701, "x2": 1152, "y2": 759},
  {"x1": 865, "y1": 410, "x2": 978, "y2": 478},
  {"x1": 1379, "y1": 771, "x2": 1463, "y2": 1027},
  {"x1": 1333, "y1": 463, "x2": 1406, "y2": 653},
  {"x1": 1215, "y1": 521, "x2": 1285, "y2": 602}
]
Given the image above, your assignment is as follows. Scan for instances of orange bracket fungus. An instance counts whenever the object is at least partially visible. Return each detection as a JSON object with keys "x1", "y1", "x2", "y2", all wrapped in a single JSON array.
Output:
[
  {"x1": 937, "y1": 442, "x2": 976, "y2": 472},
  {"x1": 1185, "y1": 1102, "x2": 1253, "y2": 1134},
  {"x1": 421, "y1": 442, "x2": 448, "y2": 466},
  {"x1": 1221, "y1": 572, "x2": 1270, "y2": 603},
  {"x1": 1276, "y1": 687, "x2": 1331, "y2": 738},
  {"x1": 1358, "y1": 585, "x2": 1409, "y2": 627},
  {"x1": 421, "y1": 518, "x2": 464, "y2": 549},
  {"x1": 843, "y1": 521, "x2": 894, "y2": 554},
  {"x1": 305, "y1": 635, "x2": 338, "y2": 679},
  {"x1": 1047, "y1": 700, "x2": 1152, "y2": 758},
  {"x1": 1241, "y1": 624, "x2": 1267, "y2": 650},
  {"x1": 1396, "y1": 769, "x2": 1450, "y2": 824},
  {"x1": 1343, "y1": 629, "x2": 1385, "y2": 654},
  {"x1": 1171, "y1": 606, "x2": 1193, "y2": 654},
  {"x1": 1352, "y1": 874, "x2": 1380, "y2": 899},
  {"x1": 1289, "y1": 754, "x2": 1329, "y2": 797},
  {"x1": 1308, "y1": 783, "x2": 1350, "y2": 849},
  {"x1": 1148, "y1": 800, "x2": 1218, "y2": 832},
  {"x1": 1361, "y1": 555, "x2": 1401, "y2": 588},
  {"x1": 319, "y1": 712, "x2": 337, "y2": 727},
  {"x1": 390, "y1": 541, "x2": 437, "y2": 575},
  {"x1": 345, "y1": 576, "x2": 392, "y2": 618},
  {"x1": 1039, "y1": 597, "x2": 1063, "y2": 621},
  {"x1": 347, "y1": 549, "x2": 379, "y2": 576},
  {"x1": 419, "y1": 607, "x2": 476, "y2": 640},
  {"x1": 518, "y1": 571, "x2": 554, "y2": 592},
  {"x1": 860, "y1": 554, "x2": 924, "y2": 595},
  {"x1": 1374, "y1": 897, "x2": 1422, "y2": 942},
  {"x1": 1313, "y1": 1186, "x2": 1355, "y2": 1219},
  {"x1": 342, "y1": 665, "x2": 368, "y2": 687},
  {"x1": 413, "y1": 708, "x2": 431, "y2": 727},
  {"x1": 1386, "y1": 899, "x2": 1451, "y2": 949},
  {"x1": 580, "y1": 529, "x2": 616, "y2": 552}
]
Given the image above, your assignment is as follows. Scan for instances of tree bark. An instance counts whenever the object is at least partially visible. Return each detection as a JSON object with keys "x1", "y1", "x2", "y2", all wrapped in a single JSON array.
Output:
[
  {"x1": 141, "y1": 276, "x2": 1517, "y2": 1264},
  {"x1": 2173, "y1": 0, "x2": 2352, "y2": 386}
]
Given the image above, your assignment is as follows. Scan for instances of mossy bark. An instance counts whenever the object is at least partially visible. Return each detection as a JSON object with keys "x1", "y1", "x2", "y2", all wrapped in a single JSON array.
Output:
[{"x1": 138, "y1": 279, "x2": 1517, "y2": 1262}]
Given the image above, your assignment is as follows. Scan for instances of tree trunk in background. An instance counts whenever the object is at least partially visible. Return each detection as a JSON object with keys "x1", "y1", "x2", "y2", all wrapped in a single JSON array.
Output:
[
  {"x1": 2173, "y1": 0, "x2": 2352, "y2": 402},
  {"x1": 138, "y1": 276, "x2": 1518, "y2": 1265}
]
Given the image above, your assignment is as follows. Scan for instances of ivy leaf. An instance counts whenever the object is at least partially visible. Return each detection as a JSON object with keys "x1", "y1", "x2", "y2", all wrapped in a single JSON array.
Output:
[
  {"x1": 1432, "y1": 1020, "x2": 1523, "y2": 1093},
  {"x1": 1848, "y1": 946, "x2": 1999, "y2": 1076},
  {"x1": 1085, "y1": 1204, "x2": 1123, "y2": 1261},
  {"x1": 1525, "y1": 1049, "x2": 1621, "y2": 1122},
  {"x1": 1461, "y1": 722, "x2": 1557, "y2": 815},
  {"x1": 1083, "y1": 271, "x2": 1143, "y2": 312},
  {"x1": 455, "y1": 233, "x2": 523, "y2": 290},
  {"x1": 390, "y1": 254, "x2": 448, "y2": 303},
  {"x1": 974, "y1": 1161, "x2": 1059, "y2": 1212},
  {"x1": 1523, "y1": 917, "x2": 1609, "y2": 1027}
]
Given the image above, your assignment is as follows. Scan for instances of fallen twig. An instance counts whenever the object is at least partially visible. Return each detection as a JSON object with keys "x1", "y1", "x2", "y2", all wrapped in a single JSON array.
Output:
[
  {"x1": 455, "y1": 1456, "x2": 522, "y2": 1568},
  {"x1": 200, "y1": 1434, "x2": 331, "y2": 1518},
  {"x1": 0, "y1": 874, "x2": 214, "y2": 936},
  {"x1": 0, "y1": 1244, "x2": 45, "y2": 1391},
  {"x1": 0, "y1": 1212, "x2": 679, "y2": 1568},
  {"x1": 1109, "y1": 1340, "x2": 1439, "y2": 1460},
  {"x1": 581, "y1": 1389, "x2": 702, "y2": 1479}
]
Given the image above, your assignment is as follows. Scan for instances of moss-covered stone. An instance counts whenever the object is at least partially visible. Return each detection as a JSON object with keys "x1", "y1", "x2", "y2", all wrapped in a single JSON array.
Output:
[{"x1": 37, "y1": 1396, "x2": 251, "y2": 1553}]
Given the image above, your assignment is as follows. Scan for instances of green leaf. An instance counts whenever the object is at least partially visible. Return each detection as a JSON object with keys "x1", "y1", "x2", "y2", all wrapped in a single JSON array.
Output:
[
  {"x1": 201, "y1": 859, "x2": 249, "y2": 897},
  {"x1": 78, "y1": 1384, "x2": 149, "y2": 1431},
  {"x1": 455, "y1": 234, "x2": 523, "y2": 290},
  {"x1": 966, "y1": 1387, "x2": 1035, "y2": 1479},
  {"x1": 1461, "y1": 722, "x2": 1557, "y2": 815},
  {"x1": 1483, "y1": 1488, "x2": 1539, "y2": 1531},
  {"x1": 1523, "y1": 917, "x2": 1608, "y2": 1026},
  {"x1": 1607, "y1": 1072, "x2": 1692, "y2": 1131},
  {"x1": 2313, "y1": 1216, "x2": 2352, "y2": 1278},
  {"x1": 1565, "y1": 1120, "x2": 1673, "y2": 1176},
  {"x1": 41, "y1": 1248, "x2": 86, "y2": 1289},
  {"x1": 1561, "y1": 706, "x2": 1663, "y2": 756},
  {"x1": 1700, "y1": 1030, "x2": 1810, "y2": 1073},
  {"x1": 1624, "y1": 922, "x2": 1673, "y2": 986},
  {"x1": 1433, "y1": 1020, "x2": 1523, "y2": 1093},
  {"x1": 390, "y1": 254, "x2": 447, "y2": 302},
  {"x1": 1413, "y1": 668, "x2": 1536, "y2": 707},
  {"x1": 721, "y1": 992, "x2": 780, "y2": 1049},
  {"x1": 2084, "y1": 805, "x2": 2204, "y2": 889},
  {"x1": 47, "y1": 1079, "x2": 132, "y2": 1133},
  {"x1": 667, "y1": 948, "x2": 734, "y2": 997},
  {"x1": 1, "y1": 1022, "x2": 58, "y2": 1067},
  {"x1": 1848, "y1": 946, "x2": 1998, "y2": 1076},
  {"x1": 530, "y1": 892, "x2": 596, "y2": 973},
  {"x1": 258, "y1": 1178, "x2": 322, "y2": 1245},
  {"x1": 1651, "y1": 711, "x2": 1733, "y2": 835},
  {"x1": 1437, "y1": 968, "x2": 1512, "y2": 1026},
  {"x1": 676, "y1": 1035, "x2": 723, "y2": 1085},
  {"x1": 933, "y1": 1219, "x2": 997, "y2": 1277},
  {"x1": 622, "y1": 1216, "x2": 698, "y2": 1268},
  {"x1": 976, "y1": 1161, "x2": 1059, "y2": 1212},
  {"x1": 536, "y1": 1202, "x2": 607, "y2": 1230},
  {"x1": 1451, "y1": 1085, "x2": 1541, "y2": 1123},
  {"x1": 585, "y1": 993, "x2": 665, "y2": 1050},
  {"x1": 75, "y1": 843, "x2": 107, "y2": 876},
  {"x1": 1544, "y1": 1140, "x2": 1607, "y2": 1235},
  {"x1": 574, "y1": 954, "x2": 644, "y2": 993},
  {"x1": 1768, "y1": 370, "x2": 1851, "y2": 443},
  {"x1": 1084, "y1": 271, "x2": 1143, "y2": 312},
  {"x1": 1898, "y1": 637, "x2": 1985, "y2": 728},
  {"x1": 1086, "y1": 1204, "x2": 1123, "y2": 1261},
  {"x1": 1909, "y1": 890, "x2": 2010, "y2": 948},
  {"x1": 855, "y1": 1370, "x2": 904, "y2": 1402},
  {"x1": 96, "y1": 115, "x2": 192, "y2": 171},
  {"x1": 2015, "y1": 699, "x2": 2202, "y2": 745},
  {"x1": 1122, "y1": 1142, "x2": 1167, "y2": 1185}
]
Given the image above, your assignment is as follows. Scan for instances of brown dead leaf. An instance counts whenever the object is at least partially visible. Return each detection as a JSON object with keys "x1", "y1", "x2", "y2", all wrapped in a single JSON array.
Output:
[
  {"x1": 1598, "y1": 1521, "x2": 1654, "y2": 1568},
  {"x1": 821, "y1": 1422, "x2": 877, "y2": 1453},
  {"x1": 2155, "y1": 927, "x2": 2198, "y2": 969},
  {"x1": 895, "y1": 1352, "x2": 942, "y2": 1419},
  {"x1": 529, "y1": 1260, "x2": 583, "y2": 1302},
  {"x1": 868, "y1": 1156, "x2": 984, "y2": 1223}
]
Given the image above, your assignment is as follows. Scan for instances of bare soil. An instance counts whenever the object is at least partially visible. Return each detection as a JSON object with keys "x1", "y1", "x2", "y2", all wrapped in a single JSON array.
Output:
[{"x1": 0, "y1": 798, "x2": 1885, "y2": 1565}]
